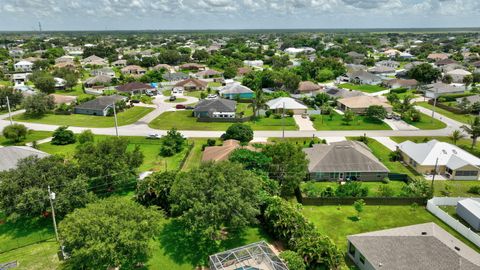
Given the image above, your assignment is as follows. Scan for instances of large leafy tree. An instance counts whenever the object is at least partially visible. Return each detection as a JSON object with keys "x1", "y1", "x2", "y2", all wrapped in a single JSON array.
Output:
[
  {"x1": 75, "y1": 137, "x2": 144, "y2": 192},
  {"x1": 160, "y1": 128, "x2": 186, "y2": 157},
  {"x1": 136, "y1": 171, "x2": 177, "y2": 213},
  {"x1": 2, "y1": 124, "x2": 28, "y2": 143},
  {"x1": 169, "y1": 162, "x2": 261, "y2": 240},
  {"x1": 263, "y1": 143, "x2": 308, "y2": 196},
  {"x1": 222, "y1": 123, "x2": 254, "y2": 143},
  {"x1": 407, "y1": 63, "x2": 441, "y2": 84},
  {"x1": 229, "y1": 149, "x2": 272, "y2": 172},
  {"x1": 23, "y1": 92, "x2": 55, "y2": 117},
  {"x1": 29, "y1": 71, "x2": 56, "y2": 94},
  {"x1": 0, "y1": 156, "x2": 94, "y2": 220},
  {"x1": 0, "y1": 87, "x2": 23, "y2": 110},
  {"x1": 365, "y1": 105, "x2": 387, "y2": 121},
  {"x1": 59, "y1": 198, "x2": 162, "y2": 269},
  {"x1": 51, "y1": 126, "x2": 76, "y2": 145}
]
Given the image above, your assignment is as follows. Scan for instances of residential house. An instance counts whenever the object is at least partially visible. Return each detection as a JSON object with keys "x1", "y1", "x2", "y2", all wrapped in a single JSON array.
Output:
[
  {"x1": 116, "y1": 82, "x2": 154, "y2": 95},
  {"x1": 427, "y1": 53, "x2": 449, "y2": 61},
  {"x1": 84, "y1": 75, "x2": 112, "y2": 88},
  {"x1": 399, "y1": 52, "x2": 414, "y2": 59},
  {"x1": 368, "y1": 66, "x2": 396, "y2": 75},
  {"x1": 55, "y1": 55, "x2": 75, "y2": 64},
  {"x1": 337, "y1": 96, "x2": 393, "y2": 114},
  {"x1": 74, "y1": 95, "x2": 127, "y2": 116},
  {"x1": 324, "y1": 87, "x2": 364, "y2": 99},
  {"x1": 14, "y1": 60, "x2": 34, "y2": 72},
  {"x1": 375, "y1": 60, "x2": 399, "y2": 69},
  {"x1": 284, "y1": 47, "x2": 316, "y2": 55},
  {"x1": 81, "y1": 55, "x2": 108, "y2": 66},
  {"x1": 0, "y1": 146, "x2": 50, "y2": 172},
  {"x1": 266, "y1": 97, "x2": 308, "y2": 115},
  {"x1": 403, "y1": 61, "x2": 425, "y2": 71},
  {"x1": 219, "y1": 84, "x2": 254, "y2": 100},
  {"x1": 425, "y1": 82, "x2": 465, "y2": 98},
  {"x1": 344, "y1": 70, "x2": 382, "y2": 85},
  {"x1": 398, "y1": 139, "x2": 480, "y2": 180},
  {"x1": 297, "y1": 81, "x2": 322, "y2": 94},
  {"x1": 193, "y1": 98, "x2": 237, "y2": 118},
  {"x1": 456, "y1": 199, "x2": 480, "y2": 231},
  {"x1": 54, "y1": 77, "x2": 66, "y2": 90},
  {"x1": 243, "y1": 60, "x2": 264, "y2": 68},
  {"x1": 473, "y1": 61, "x2": 480, "y2": 69},
  {"x1": 153, "y1": 64, "x2": 175, "y2": 73},
  {"x1": 383, "y1": 79, "x2": 418, "y2": 89},
  {"x1": 9, "y1": 48, "x2": 24, "y2": 58},
  {"x1": 304, "y1": 141, "x2": 389, "y2": 182},
  {"x1": 162, "y1": 72, "x2": 189, "y2": 82},
  {"x1": 174, "y1": 78, "x2": 208, "y2": 91},
  {"x1": 12, "y1": 73, "x2": 29, "y2": 86},
  {"x1": 64, "y1": 46, "x2": 83, "y2": 56},
  {"x1": 456, "y1": 95, "x2": 480, "y2": 104},
  {"x1": 347, "y1": 223, "x2": 480, "y2": 270},
  {"x1": 237, "y1": 67, "x2": 252, "y2": 77},
  {"x1": 91, "y1": 67, "x2": 115, "y2": 78},
  {"x1": 382, "y1": 49, "x2": 400, "y2": 58},
  {"x1": 446, "y1": 69, "x2": 472, "y2": 83},
  {"x1": 346, "y1": 51, "x2": 365, "y2": 64},
  {"x1": 195, "y1": 69, "x2": 223, "y2": 79},
  {"x1": 50, "y1": 94, "x2": 77, "y2": 105},
  {"x1": 111, "y1": 59, "x2": 127, "y2": 68},
  {"x1": 202, "y1": 139, "x2": 257, "y2": 162},
  {"x1": 436, "y1": 59, "x2": 458, "y2": 67},
  {"x1": 440, "y1": 63, "x2": 465, "y2": 73},
  {"x1": 179, "y1": 63, "x2": 206, "y2": 71},
  {"x1": 121, "y1": 65, "x2": 146, "y2": 76}
]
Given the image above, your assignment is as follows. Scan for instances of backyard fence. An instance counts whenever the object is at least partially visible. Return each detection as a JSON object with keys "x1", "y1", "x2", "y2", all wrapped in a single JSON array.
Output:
[
  {"x1": 300, "y1": 196, "x2": 427, "y2": 206},
  {"x1": 428, "y1": 99, "x2": 464, "y2": 114},
  {"x1": 178, "y1": 142, "x2": 196, "y2": 171},
  {"x1": 427, "y1": 197, "x2": 480, "y2": 248}
]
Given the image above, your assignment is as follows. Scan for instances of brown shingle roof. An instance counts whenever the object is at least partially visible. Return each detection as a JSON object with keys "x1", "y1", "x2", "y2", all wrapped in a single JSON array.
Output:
[
  {"x1": 298, "y1": 81, "x2": 322, "y2": 92},
  {"x1": 174, "y1": 78, "x2": 208, "y2": 88},
  {"x1": 116, "y1": 82, "x2": 154, "y2": 92}
]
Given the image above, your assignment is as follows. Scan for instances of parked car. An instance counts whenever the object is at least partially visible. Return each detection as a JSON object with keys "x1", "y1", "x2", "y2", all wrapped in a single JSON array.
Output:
[
  {"x1": 185, "y1": 106, "x2": 194, "y2": 110},
  {"x1": 147, "y1": 133, "x2": 161, "y2": 139},
  {"x1": 393, "y1": 114, "x2": 401, "y2": 120},
  {"x1": 169, "y1": 95, "x2": 177, "y2": 101},
  {"x1": 386, "y1": 114, "x2": 393, "y2": 119},
  {"x1": 130, "y1": 99, "x2": 140, "y2": 103},
  {"x1": 206, "y1": 94, "x2": 218, "y2": 100},
  {"x1": 176, "y1": 104, "x2": 186, "y2": 109}
]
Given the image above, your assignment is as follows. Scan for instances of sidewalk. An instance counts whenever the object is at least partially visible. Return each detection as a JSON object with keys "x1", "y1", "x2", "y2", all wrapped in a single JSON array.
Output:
[{"x1": 372, "y1": 137, "x2": 398, "y2": 151}]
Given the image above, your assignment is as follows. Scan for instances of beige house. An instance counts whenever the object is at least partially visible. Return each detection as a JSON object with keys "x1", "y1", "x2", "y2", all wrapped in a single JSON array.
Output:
[
  {"x1": 337, "y1": 96, "x2": 393, "y2": 114},
  {"x1": 398, "y1": 140, "x2": 480, "y2": 180}
]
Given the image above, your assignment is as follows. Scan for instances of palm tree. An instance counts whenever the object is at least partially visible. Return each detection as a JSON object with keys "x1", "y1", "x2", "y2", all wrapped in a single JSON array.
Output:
[
  {"x1": 251, "y1": 89, "x2": 266, "y2": 118},
  {"x1": 449, "y1": 130, "x2": 465, "y2": 145},
  {"x1": 461, "y1": 116, "x2": 480, "y2": 148}
]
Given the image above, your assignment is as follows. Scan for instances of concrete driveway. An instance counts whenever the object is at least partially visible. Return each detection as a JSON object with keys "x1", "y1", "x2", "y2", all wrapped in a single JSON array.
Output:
[
  {"x1": 383, "y1": 119, "x2": 418, "y2": 131},
  {"x1": 293, "y1": 115, "x2": 315, "y2": 131}
]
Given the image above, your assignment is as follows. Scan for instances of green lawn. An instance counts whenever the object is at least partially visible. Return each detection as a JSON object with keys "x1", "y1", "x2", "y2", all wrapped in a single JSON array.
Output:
[
  {"x1": 236, "y1": 103, "x2": 254, "y2": 117},
  {"x1": 0, "y1": 240, "x2": 61, "y2": 270},
  {"x1": 185, "y1": 91, "x2": 207, "y2": 99},
  {"x1": 403, "y1": 112, "x2": 447, "y2": 130},
  {"x1": 149, "y1": 111, "x2": 297, "y2": 131},
  {"x1": 347, "y1": 137, "x2": 420, "y2": 178},
  {"x1": 12, "y1": 107, "x2": 154, "y2": 128},
  {"x1": 207, "y1": 82, "x2": 222, "y2": 87},
  {"x1": 37, "y1": 135, "x2": 193, "y2": 172},
  {"x1": 416, "y1": 102, "x2": 473, "y2": 124},
  {"x1": 267, "y1": 137, "x2": 324, "y2": 148},
  {"x1": 312, "y1": 112, "x2": 391, "y2": 130},
  {"x1": 181, "y1": 138, "x2": 211, "y2": 171},
  {"x1": 338, "y1": 83, "x2": 387, "y2": 93},
  {"x1": 0, "y1": 130, "x2": 52, "y2": 146},
  {"x1": 54, "y1": 84, "x2": 85, "y2": 96},
  {"x1": 162, "y1": 90, "x2": 171, "y2": 96},
  {"x1": 301, "y1": 181, "x2": 407, "y2": 197},
  {"x1": 0, "y1": 80, "x2": 12, "y2": 87},
  {"x1": 303, "y1": 205, "x2": 480, "y2": 252}
]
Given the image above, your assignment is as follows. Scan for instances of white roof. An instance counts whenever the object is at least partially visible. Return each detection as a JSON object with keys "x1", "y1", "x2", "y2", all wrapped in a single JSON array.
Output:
[
  {"x1": 14, "y1": 60, "x2": 33, "y2": 66},
  {"x1": 458, "y1": 199, "x2": 480, "y2": 218},
  {"x1": 266, "y1": 97, "x2": 307, "y2": 110},
  {"x1": 0, "y1": 146, "x2": 50, "y2": 171},
  {"x1": 446, "y1": 69, "x2": 472, "y2": 76},
  {"x1": 398, "y1": 140, "x2": 480, "y2": 168}
]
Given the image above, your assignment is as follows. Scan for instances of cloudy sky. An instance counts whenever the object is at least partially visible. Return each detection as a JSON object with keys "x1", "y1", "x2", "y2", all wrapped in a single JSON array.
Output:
[{"x1": 0, "y1": 0, "x2": 479, "y2": 31}]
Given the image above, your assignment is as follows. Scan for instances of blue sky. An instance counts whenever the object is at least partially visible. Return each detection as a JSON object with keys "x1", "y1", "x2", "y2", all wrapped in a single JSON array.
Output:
[{"x1": 0, "y1": 0, "x2": 479, "y2": 31}]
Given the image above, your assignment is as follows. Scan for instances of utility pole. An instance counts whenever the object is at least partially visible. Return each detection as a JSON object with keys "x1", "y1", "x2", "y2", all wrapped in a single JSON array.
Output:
[
  {"x1": 430, "y1": 157, "x2": 439, "y2": 197},
  {"x1": 282, "y1": 102, "x2": 285, "y2": 139},
  {"x1": 48, "y1": 186, "x2": 59, "y2": 242},
  {"x1": 6, "y1": 96, "x2": 13, "y2": 125},
  {"x1": 431, "y1": 89, "x2": 438, "y2": 123},
  {"x1": 113, "y1": 102, "x2": 119, "y2": 137}
]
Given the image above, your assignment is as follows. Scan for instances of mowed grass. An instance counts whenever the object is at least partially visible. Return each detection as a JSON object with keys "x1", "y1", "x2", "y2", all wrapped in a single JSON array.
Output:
[
  {"x1": 303, "y1": 205, "x2": 480, "y2": 252},
  {"x1": 149, "y1": 111, "x2": 297, "y2": 131},
  {"x1": 0, "y1": 240, "x2": 61, "y2": 270},
  {"x1": 0, "y1": 130, "x2": 52, "y2": 146},
  {"x1": 338, "y1": 83, "x2": 387, "y2": 93},
  {"x1": 180, "y1": 138, "x2": 211, "y2": 171},
  {"x1": 312, "y1": 112, "x2": 391, "y2": 130},
  {"x1": 403, "y1": 112, "x2": 447, "y2": 130},
  {"x1": 416, "y1": 102, "x2": 474, "y2": 124},
  {"x1": 37, "y1": 135, "x2": 192, "y2": 172},
  {"x1": 12, "y1": 107, "x2": 154, "y2": 128}
]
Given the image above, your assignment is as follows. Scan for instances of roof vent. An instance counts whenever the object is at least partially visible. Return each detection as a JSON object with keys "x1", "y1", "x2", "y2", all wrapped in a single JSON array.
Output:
[
  {"x1": 455, "y1": 246, "x2": 461, "y2": 251},
  {"x1": 421, "y1": 232, "x2": 427, "y2": 235},
  {"x1": 452, "y1": 149, "x2": 458, "y2": 154},
  {"x1": 442, "y1": 150, "x2": 447, "y2": 154}
]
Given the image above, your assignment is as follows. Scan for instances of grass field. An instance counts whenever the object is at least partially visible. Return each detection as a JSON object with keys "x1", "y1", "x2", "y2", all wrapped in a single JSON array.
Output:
[
  {"x1": 0, "y1": 130, "x2": 52, "y2": 146},
  {"x1": 312, "y1": 112, "x2": 391, "y2": 130},
  {"x1": 267, "y1": 137, "x2": 324, "y2": 148},
  {"x1": 303, "y1": 205, "x2": 480, "y2": 252},
  {"x1": 0, "y1": 240, "x2": 61, "y2": 270},
  {"x1": 12, "y1": 107, "x2": 154, "y2": 128},
  {"x1": 180, "y1": 138, "x2": 211, "y2": 171},
  {"x1": 338, "y1": 83, "x2": 387, "y2": 93},
  {"x1": 403, "y1": 112, "x2": 447, "y2": 130},
  {"x1": 54, "y1": 84, "x2": 85, "y2": 96},
  {"x1": 416, "y1": 102, "x2": 473, "y2": 124},
  {"x1": 149, "y1": 111, "x2": 297, "y2": 131}
]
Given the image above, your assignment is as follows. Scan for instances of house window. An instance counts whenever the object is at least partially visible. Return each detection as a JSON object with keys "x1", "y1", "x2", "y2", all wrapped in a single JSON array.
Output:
[
  {"x1": 359, "y1": 254, "x2": 365, "y2": 264},
  {"x1": 348, "y1": 242, "x2": 356, "y2": 256},
  {"x1": 455, "y1": 171, "x2": 478, "y2": 177}
]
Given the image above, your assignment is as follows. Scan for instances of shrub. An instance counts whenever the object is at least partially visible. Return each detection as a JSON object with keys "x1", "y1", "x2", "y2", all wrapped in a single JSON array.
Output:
[
  {"x1": 389, "y1": 150, "x2": 402, "y2": 161},
  {"x1": 468, "y1": 186, "x2": 480, "y2": 195},
  {"x1": 265, "y1": 110, "x2": 272, "y2": 118},
  {"x1": 160, "y1": 128, "x2": 186, "y2": 157},
  {"x1": 273, "y1": 114, "x2": 282, "y2": 119},
  {"x1": 335, "y1": 181, "x2": 369, "y2": 197},
  {"x1": 382, "y1": 177, "x2": 390, "y2": 184},
  {"x1": 2, "y1": 124, "x2": 28, "y2": 143},
  {"x1": 221, "y1": 123, "x2": 253, "y2": 143},
  {"x1": 207, "y1": 138, "x2": 216, "y2": 146},
  {"x1": 279, "y1": 251, "x2": 306, "y2": 270},
  {"x1": 301, "y1": 182, "x2": 324, "y2": 198},
  {"x1": 286, "y1": 110, "x2": 294, "y2": 117},
  {"x1": 378, "y1": 185, "x2": 395, "y2": 197},
  {"x1": 401, "y1": 177, "x2": 431, "y2": 197},
  {"x1": 309, "y1": 115, "x2": 316, "y2": 121},
  {"x1": 77, "y1": 130, "x2": 95, "y2": 144},
  {"x1": 390, "y1": 87, "x2": 408, "y2": 94},
  {"x1": 51, "y1": 126, "x2": 76, "y2": 145}
]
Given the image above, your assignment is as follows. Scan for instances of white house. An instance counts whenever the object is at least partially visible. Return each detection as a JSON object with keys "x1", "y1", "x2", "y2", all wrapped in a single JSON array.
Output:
[
  {"x1": 266, "y1": 97, "x2": 307, "y2": 115},
  {"x1": 14, "y1": 60, "x2": 34, "y2": 72},
  {"x1": 284, "y1": 47, "x2": 316, "y2": 55},
  {"x1": 243, "y1": 60, "x2": 264, "y2": 68}
]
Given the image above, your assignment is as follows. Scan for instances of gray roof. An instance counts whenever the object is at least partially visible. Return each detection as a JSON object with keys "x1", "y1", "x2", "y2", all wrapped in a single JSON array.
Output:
[
  {"x1": 456, "y1": 95, "x2": 480, "y2": 104},
  {"x1": 75, "y1": 95, "x2": 126, "y2": 111},
  {"x1": 85, "y1": 75, "x2": 112, "y2": 85},
  {"x1": 0, "y1": 146, "x2": 50, "y2": 171},
  {"x1": 303, "y1": 141, "x2": 389, "y2": 173},
  {"x1": 162, "y1": 72, "x2": 189, "y2": 81},
  {"x1": 348, "y1": 223, "x2": 480, "y2": 270},
  {"x1": 194, "y1": 98, "x2": 236, "y2": 113},
  {"x1": 346, "y1": 70, "x2": 381, "y2": 82},
  {"x1": 220, "y1": 84, "x2": 254, "y2": 95},
  {"x1": 324, "y1": 87, "x2": 364, "y2": 99},
  {"x1": 426, "y1": 83, "x2": 464, "y2": 94}
]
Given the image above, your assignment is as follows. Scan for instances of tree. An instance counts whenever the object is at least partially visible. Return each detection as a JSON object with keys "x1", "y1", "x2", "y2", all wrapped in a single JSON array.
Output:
[
  {"x1": 354, "y1": 199, "x2": 366, "y2": 220},
  {"x1": 450, "y1": 130, "x2": 465, "y2": 145},
  {"x1": 464, "y1": 74, "x2": 474, "y2": 90},
  {"x1": 30, "y1": 71, "x2": 56, "y2": 94},
  {"x1": 365, "y1": 105, "x2": 387, "y2": 121},
  {"x1": 0, "y1": 156, "x2": 94, "y2": 220},
  {"x1": 222, "y1": 123, "x2": 253, "y2": 143},
  {"x1": 23, "y1": 92, "x2": 55, "y2": 116},
  {"x1": 192, "y1": 49, "x2": 210, "y2": 62},
  {"x1": 77, "y1": 130, "x2": 95, "y2": 144},
  {"x1": 136, "y1": 171, "x2": 177, "y2": 213},
  {"x1": 407, "y1": 63, "x2": 441, "y2": 84},
  {"x1": 315, "y1": 68, "x2": 335, "y2": 82},
  {"x1": 2, "y1": 124, "x2": 28, "y2": 143},
  {"x1": 342, "y1": 109, "x2": 355, "y2": 125},
  {"x1": 0, "y1": 87, "x2": 23, "y2": 111},
  {"x1": 75, "y1": 137, "x2": 144, "y2": 192},
  {"x1": 279, "y1": 251, "x2": 306, "y2": 270},
  {"x1": 442, "y1": 74, "x2": 453, "y2": 84},
  {"x1": 264, "y1": 143, "x2": 308, "y2": 196},
  {"x1": 251, "y1": 88, "x2": 266, "y2": 117},
  {"x1": 160, "y1": 128, "x2": 186, "y2": 157},
  {"x1": 457, "y1": 97, "x2": 471, "y2": 113},
  {"x1": 64, "y1": 72, "x2": 78, "y2": 89},
  {"x1": 169, "y1": 162, "x2": 261, "y2": 240},
  {"x1": 51, "y1": 126, "x2": 76, "y2": 145},
  {"x1": 59, "y1": 198, "x2": 162, "y2": 269},
  {"x1": 229, "y1": 148, "x2": 272, "y2": 172},
  {"x1": 461, "y1": 116, "x2": 480, "y2": 148}
]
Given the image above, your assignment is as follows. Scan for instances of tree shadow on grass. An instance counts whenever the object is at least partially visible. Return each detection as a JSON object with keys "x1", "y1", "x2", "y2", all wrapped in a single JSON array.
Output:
[
  {"x1": 347, "y1": 216, "x2": 360, "y2": 222},
  {"x1": 158, "y1": 219, "x2": 266, "y2": 267}
]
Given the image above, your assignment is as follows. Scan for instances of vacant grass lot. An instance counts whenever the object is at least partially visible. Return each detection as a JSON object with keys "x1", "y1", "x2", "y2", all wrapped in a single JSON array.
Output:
[
  {"x1": 149, "y1": 111, "x2": 297, "y2": 131},
  {"x1": 338, "y1": 83, "x2": 387, "y2": 93},
  {"x1": 0, "y1": 130, "x2": 52, "y2": 146},
  {"x1": 404, "y1": 112, "x2": 447, "y2": 130},
  {"x1": 12, "y1": 107, "x2": 154, "y2": 128},
  {"x1": 416, "y1": 102, "x2": 473, "y2": 124},
  {"x1": 180, "y1": 138, "x2": 211, "y2": 171},
  {"x1": 303, "y1": 205, "x2": 480, "y2": 252},
  {"x1": 312, "y1": 112, "x2": 391, "y2": 130}
]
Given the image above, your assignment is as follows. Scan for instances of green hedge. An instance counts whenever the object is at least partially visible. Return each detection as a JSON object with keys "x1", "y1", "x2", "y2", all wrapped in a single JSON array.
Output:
[
  {"x1": 390, "y1": 87, "x2": 408, "y2": 94},
  {"x1": 439, "y1": 92, "x2": 475, "y2": 102}
]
